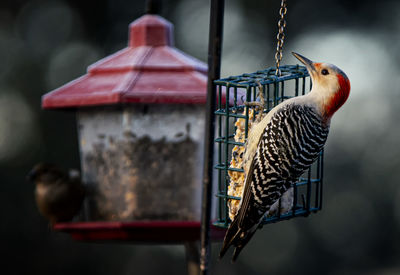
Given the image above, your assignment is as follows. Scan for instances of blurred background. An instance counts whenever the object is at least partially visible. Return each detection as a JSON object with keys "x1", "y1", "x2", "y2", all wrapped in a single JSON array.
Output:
[{"x1": 1, "y1": 0, "x2": 400, "y2": 274}]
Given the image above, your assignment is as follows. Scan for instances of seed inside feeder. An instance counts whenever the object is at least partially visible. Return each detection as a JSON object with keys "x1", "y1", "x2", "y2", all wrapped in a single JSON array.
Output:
[{"x1": 78, "y1": 105, "x2": 205, "y2": 222}]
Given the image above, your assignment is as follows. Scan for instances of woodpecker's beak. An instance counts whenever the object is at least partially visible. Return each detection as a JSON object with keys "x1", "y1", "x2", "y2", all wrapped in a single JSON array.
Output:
[{"x1": 292, "y1": 52, "x2": 316, "y2": 75}]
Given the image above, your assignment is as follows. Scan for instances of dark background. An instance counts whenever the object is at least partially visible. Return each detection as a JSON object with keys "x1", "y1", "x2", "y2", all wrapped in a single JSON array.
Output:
[{"x1": 1, "y1": 0, "x2": 400, "y2": 274}]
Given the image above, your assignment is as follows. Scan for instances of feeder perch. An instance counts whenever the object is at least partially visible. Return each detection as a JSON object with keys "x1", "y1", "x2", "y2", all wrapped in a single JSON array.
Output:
[
  {"x1": 42, "y1": 14, "x2": 225, "y2": 242},
  {"x1": 213, "y1": 65, "x2": 324, "y2": 228}
]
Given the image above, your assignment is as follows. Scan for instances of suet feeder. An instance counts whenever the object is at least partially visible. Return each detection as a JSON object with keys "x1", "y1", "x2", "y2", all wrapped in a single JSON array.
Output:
[
  {"x1": 42, "y1": 14, "x2": 224, "y2": 242},
  {"x1": 213, "y1": 65, "x2": 324, "y2": 228}
]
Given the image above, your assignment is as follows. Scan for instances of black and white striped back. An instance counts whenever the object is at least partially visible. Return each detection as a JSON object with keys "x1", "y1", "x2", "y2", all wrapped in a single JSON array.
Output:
[
  {"x1": 239, "y1": 103, "x2": 329, "y2": 229},
  {"x1": 253, "y1": 103, "x2": 328, "y2": 207}
]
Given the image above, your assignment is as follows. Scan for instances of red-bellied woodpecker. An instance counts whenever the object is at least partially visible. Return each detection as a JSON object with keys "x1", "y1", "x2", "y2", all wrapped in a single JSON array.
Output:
[{"x1": 219, "y1": 52, "x2": 351, "y2": 262}]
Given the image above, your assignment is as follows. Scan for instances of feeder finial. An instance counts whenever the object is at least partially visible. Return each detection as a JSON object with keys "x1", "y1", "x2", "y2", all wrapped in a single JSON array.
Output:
[{"x1": 128, "y1": 14, "x2": 173, "y2": 47}]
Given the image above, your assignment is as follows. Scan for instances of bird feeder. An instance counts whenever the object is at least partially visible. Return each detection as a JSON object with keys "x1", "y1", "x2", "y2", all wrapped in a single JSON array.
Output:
[
  {"x1": 42, "y1": 14, "x2": 224, "y2": 242},
  {"x1": 213, "y1": 65, "x2": 324, "y2": 228}
]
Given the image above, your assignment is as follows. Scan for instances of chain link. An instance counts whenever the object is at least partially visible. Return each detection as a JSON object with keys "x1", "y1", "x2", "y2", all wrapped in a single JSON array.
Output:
[{"x1": 275, "y1": 0, "x2": 287, "y2": 76}]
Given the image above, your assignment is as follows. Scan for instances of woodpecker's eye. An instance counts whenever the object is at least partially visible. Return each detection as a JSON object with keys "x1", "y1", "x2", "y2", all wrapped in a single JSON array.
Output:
[{"x1": 321, "y1": 69, "x2": 329, "y2": 75}]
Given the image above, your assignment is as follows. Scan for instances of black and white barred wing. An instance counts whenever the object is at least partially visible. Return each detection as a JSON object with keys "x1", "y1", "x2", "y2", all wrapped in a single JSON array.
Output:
[{"x1": 238, "y1": 104, "x2": 329, "y2": 227}]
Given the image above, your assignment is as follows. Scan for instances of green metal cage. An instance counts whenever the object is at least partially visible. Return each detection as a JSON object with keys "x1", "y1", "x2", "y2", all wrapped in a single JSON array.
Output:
[{"x1": 213, "y1": 65, "x2": 324, "y2": 229}]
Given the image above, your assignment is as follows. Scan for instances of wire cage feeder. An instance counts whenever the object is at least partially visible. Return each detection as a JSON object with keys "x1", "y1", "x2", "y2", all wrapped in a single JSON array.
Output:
[{"x1": 213, "y1": 64, "x2": 324, "y2": 229}]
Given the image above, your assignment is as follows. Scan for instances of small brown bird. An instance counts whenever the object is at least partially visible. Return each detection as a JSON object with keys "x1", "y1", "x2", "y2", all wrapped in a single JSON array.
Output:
[{"x1": 27, "y1": 163, "x2": 85, "y2": 226}]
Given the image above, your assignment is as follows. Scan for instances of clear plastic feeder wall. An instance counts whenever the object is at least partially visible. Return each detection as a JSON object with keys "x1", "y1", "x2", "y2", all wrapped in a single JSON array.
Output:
[
  {"x1": 213, "y1": 65, "x2": 324, "y2": 228},
  {"x1": 77, "y1": 105, "x2": 205, "y2": 221}
]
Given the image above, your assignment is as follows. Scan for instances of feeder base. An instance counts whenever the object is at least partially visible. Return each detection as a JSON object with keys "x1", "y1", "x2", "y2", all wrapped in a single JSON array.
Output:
[{"x1": 54, "y1": 221, "x2": 225, "y2": 244}]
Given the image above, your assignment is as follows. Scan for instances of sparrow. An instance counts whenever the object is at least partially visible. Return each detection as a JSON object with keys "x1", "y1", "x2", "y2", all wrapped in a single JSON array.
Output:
[{"x1": 27, "y1": 163, "x2": 85, "y2": 226}]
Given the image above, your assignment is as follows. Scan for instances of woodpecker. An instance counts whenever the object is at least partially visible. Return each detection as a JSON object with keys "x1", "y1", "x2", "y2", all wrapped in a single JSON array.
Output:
[
  {"x1": 219, "y1": 52, "x2": 351, "y2": 262},
  {"x1": 27, "y1": 163, "x2": 85, "y2": 226}
]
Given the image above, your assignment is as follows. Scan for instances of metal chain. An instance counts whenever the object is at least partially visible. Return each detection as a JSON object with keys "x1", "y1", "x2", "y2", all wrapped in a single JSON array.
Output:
[{"x1": 275, "y1": 0, "x2": 287, "y2": 76}]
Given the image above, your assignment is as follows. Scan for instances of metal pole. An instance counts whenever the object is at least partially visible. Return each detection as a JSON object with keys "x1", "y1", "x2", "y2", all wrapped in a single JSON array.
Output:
[
  {"x1": 145, "y1": 0, "x2": 161, "y2": 14},
  {"x1": 185, "y1": 242, "x2": 200, "y2": 275},
  {"x1": 200, "y1": 0, "x2": 224, "y2": 274}
]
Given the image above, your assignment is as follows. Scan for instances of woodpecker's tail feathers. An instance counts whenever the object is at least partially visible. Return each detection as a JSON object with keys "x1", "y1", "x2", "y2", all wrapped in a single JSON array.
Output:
[
  {"x1": 219, "y1": 217, "x2": 240, "y2": 260},
  {"x1": 219, "y1": 217, "x2": 259, "y2": 262},
  {"x1": 231, "y1": 228, "x2": 257, "y2": 262}
]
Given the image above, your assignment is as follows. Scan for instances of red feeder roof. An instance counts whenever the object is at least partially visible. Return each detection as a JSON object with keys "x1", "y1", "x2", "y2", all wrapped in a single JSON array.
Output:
[{"x1": 42, "y1": 15, "x2": 208, "y2": 109}]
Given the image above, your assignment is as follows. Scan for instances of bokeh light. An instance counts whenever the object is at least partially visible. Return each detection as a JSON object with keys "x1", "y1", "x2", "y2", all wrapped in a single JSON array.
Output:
[
  {"x1": 174, "y1": 0, "x2": 271, "y2": 76},
  {"x1": 16, "y1": 0, "x2": 82, "y2": 59},
  {"x1": 0, "y1": 19, "x2": 24, "y2": 83},
  {"x1": 46, "y1": 42, "x2": 102, "y2": 90},
  {"x1": 0, "y1": 89, "x2": 39, "y2": 163}
]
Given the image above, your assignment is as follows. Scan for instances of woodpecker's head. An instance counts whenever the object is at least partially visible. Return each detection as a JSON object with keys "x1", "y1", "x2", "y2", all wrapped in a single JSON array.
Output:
[{"x1": 292, "y1": 52, "x2": 350, "y2": 119}]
